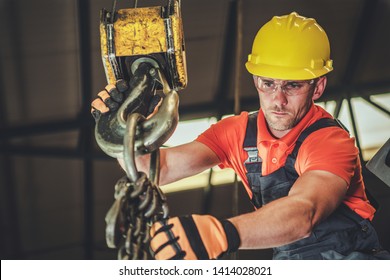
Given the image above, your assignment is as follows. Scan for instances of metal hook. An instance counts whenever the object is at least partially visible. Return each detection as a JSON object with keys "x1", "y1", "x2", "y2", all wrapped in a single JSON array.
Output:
[
  {"x1": 123, "y1": 113, "x2": 145, "y2": 182},
  {"x1": 149, "y1": 149, "x2": 160, "y2": 185}
]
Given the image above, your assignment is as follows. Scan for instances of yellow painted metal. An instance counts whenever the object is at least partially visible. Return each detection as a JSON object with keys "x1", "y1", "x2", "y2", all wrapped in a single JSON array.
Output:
[
  {"x1": 100, "y1": 21, "x2": 116, "y2": 85},
  {"x1": 114, "y1": 7, "x2": 168, "y2": 57},
  {"x1": 100, "y1": 1, "x2": 187, "y2": 90},
  {"x1": 170, "y1": 3, "x2": 187, "y2": 89}
]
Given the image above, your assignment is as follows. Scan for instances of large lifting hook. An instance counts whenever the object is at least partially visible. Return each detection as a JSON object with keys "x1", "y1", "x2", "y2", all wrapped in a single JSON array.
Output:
[
  {"x1": 94, "y1": 0, "x2": 187, "y2": 260},
  {"x1": 94, "y1": 58, "x2": 180, "y2": 164},
  {"x1": 97, "y1": 59, "x2": 176, "y2": 260}
]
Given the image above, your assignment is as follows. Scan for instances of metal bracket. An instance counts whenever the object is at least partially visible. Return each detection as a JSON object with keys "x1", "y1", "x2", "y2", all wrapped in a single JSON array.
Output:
[{"x1": 366, "y1": 138, "x2": 390, "y2": 187}]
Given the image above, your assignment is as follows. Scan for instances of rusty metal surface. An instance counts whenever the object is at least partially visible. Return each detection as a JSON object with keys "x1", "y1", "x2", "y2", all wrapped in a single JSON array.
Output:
[
  {"x1": 99, "y1": 0, "x2": 187, "y2": 90},
  {"x1": 96, "y1": 63, "x2": 173, "y2": 260},
  {"x1": 94, "y1": 65, "x2": 179, "y2": 159},
  {"x1": 170, "y1": 1, "x2": 187, "y2": 89},
  {"x1": 114, "y1": 7, "x2": 168, "y2": 57},
  {"x1": 105, "y1": 172, "x2": 168, "y2": 260}
]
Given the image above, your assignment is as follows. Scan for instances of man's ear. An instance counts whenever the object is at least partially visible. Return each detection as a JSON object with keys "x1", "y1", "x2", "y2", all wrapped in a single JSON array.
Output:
[{"x1": 312, "y1": 76, "x2": 327, "y2": 101}]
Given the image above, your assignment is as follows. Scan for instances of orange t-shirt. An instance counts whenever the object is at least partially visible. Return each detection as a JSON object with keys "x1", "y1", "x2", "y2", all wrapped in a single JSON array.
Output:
[{"x1": 196, "y1": 105, "x2": 376, "y2": 220}]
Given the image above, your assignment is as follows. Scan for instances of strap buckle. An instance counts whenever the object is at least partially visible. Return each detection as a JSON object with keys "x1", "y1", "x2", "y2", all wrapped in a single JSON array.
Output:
[{"x1": 244, "y1": 147, "x2": 262, "y2": 164}]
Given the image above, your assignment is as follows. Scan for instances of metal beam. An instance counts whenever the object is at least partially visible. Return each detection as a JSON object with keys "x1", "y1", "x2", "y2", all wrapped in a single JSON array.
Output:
[
  {"x1": 0, "y1": 145, "x2": 110, "y2": 160},
  {"x1": 76, "y1": 0, "x2": 94, "y2": 260},
  {"x1": 0, "y1": 118, "x2": 82, "y2": 140},
  {"x1": 337, "y1": 0, "x2": 379, "y2": 161},
  {"x1": 346, "y1": 96, "x2": 364, "y2": 163},
  {"x1": 341, "y1": 0, "x2": 379, "y2": 84},
  {"x1": 362, "y1": 97, "x2": 390, "y2": 117},
  {"x1": 202, "y1": 0, "x2": 244, "y2": 217},
  {"x1": 333, "y1": 97, "x2": 344, "y2": 119},
  {"x1": 318, "y1": 81, "x2": 390, "y2": 103},
  {"x1": 232, "y1": 0, "x2": 243, "y2": 238},
  {"x1": 0, "y1": 0, "x2": 23, "y2": 259},
  {"x1": 213, "y1": 0, "x2": 240, "y2": 118}
]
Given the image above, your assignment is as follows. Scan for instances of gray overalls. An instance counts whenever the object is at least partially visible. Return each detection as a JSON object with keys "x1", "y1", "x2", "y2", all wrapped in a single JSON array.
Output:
[{"x1": 243, "y1": 112, "x2": 390, "y2": 259}]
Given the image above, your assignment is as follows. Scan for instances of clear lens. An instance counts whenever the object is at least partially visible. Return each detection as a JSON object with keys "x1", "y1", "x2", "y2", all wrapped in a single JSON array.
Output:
[{"x1": 256, "y1": 77, "x2": 314, "y2": 96}]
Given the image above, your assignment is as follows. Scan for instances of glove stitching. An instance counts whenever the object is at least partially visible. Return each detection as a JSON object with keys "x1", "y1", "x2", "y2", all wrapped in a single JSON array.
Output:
[{"x1": 152, "y1": 220, "x2": 185, "y2": 259}]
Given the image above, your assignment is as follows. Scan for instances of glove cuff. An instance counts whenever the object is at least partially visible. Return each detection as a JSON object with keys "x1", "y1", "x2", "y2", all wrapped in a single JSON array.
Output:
[{"x1": 221, "y1": 219, "x2": 241, "y2": 254}]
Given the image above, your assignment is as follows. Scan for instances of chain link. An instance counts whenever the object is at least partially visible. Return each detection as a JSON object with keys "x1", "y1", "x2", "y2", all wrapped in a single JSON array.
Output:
[{"x1": 105, "y1": 171, "x2": 168, "y2": 260}]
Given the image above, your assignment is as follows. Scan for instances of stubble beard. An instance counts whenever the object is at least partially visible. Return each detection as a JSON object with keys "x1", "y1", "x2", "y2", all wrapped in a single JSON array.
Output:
[
  {"x1": 264, "y1": 100, "x2": 313, "y2": 132},
  {"x1": 265, "y1": 108, "x2": 296, "y2": 131}
]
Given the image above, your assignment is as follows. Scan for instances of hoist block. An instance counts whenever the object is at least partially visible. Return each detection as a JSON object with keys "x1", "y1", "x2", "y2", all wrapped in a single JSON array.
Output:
[{"x1": 100, "y1": 0, "x2": 187, "y2": 91}]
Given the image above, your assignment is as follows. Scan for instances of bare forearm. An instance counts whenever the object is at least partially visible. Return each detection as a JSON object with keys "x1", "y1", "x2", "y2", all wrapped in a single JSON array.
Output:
[
  {"x1": 117, "y1": 141, "x2": 220, "y2": 186},
  {"x1": 117, "y1": 150, "x2": 177, "y2": 186},
  {"x1": 229, "y1": 170, "x2": 347, "y2": 250},
  {"x1": 229, "y1": 196, "x2": 314, "y2": 249}
]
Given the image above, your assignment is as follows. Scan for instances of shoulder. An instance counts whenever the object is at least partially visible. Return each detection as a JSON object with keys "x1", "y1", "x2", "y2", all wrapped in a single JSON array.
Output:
[
  {"x1": 195, "y1": 111, "x2": 251, "y2": 143},
  {"x1": 204, "y1": 111, "x2": 250, "y2": 136},
  {"x1": 195, "y1": 111, "x2": 251, "y2": 168},
  {"x1": 300, "y1": 106, "x2": 354, "y2": 151},
  {"x1": 296, "y1": 124, "x2": 359, "y2": 182},
  {"x1": 306, "y1": 122, "x2": 354, "y2": 149},
  {"x1": 219, "y1": 111, "x2": 250, "y2": 126}
]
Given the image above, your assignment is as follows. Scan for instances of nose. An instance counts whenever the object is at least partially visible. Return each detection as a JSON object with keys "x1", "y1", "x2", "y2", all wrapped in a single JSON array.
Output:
[{"x1": 272, "y1": 86, "x2": 288, "y2": 105}]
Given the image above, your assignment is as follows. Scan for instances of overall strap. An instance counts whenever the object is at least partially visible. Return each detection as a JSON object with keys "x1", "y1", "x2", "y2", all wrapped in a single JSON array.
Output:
[
  {"x1": 243, "y1": 112, "x2": 261, "y2": 174},
  {"x1": 284, "y1": 118, "x2": 343, "y2": 179},
  {"x1": 288, "y1": 118, "x2": 343, "y2": 159}
]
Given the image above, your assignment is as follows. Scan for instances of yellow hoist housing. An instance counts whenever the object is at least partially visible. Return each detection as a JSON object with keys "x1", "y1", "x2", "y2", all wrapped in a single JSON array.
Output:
[{"x1": 100, "y1": 0, "x2": 187, "y2": 91}]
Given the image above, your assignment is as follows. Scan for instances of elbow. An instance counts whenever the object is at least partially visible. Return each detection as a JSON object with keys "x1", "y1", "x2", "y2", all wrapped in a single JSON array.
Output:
[
  {"x1": 297, "y1": 203, "x2": 316, "y2": 240},
  {"x1": 299, "y1": 223, "x2": 313, "y2": 239},
  {"x1": 294, "y1": 216, "x2": 313, "y2": 240}
]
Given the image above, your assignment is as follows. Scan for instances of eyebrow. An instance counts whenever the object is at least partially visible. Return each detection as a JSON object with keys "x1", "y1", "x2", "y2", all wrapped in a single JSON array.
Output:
[
  {"x1": 260, "y1": 78, "x2": 275, "y2": 82},
  {"x1": 259, "y1": 77, "x2": 312, "y2": 83}
]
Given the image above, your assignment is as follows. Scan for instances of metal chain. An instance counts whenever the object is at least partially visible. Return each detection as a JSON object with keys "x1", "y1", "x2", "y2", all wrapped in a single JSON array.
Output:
[
  {"x1": 105, "y1": 165, "x2": 168, "y2": 260},
  {"x1": 105, "y1": 172, "x2": 167, "y2": 260},
  {"x1": 105, "y1": 112, "x2": 169, "y2": 260}
]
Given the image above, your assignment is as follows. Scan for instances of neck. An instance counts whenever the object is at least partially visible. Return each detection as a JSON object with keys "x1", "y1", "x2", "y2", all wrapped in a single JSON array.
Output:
[{"x1": 268, "y1": 127, "x2": 291, "y2": 139}]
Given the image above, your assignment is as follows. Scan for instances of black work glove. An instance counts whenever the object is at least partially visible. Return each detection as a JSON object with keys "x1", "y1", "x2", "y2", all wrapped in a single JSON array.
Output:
[{"x1": 91, "y1": 79, "x2": 129, "y2": 121}]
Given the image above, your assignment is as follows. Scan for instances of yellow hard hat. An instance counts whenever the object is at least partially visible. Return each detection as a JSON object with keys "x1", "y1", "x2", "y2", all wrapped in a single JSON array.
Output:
[{"x1": 245, "y1": 12, "x2": 333, "y2": 80}]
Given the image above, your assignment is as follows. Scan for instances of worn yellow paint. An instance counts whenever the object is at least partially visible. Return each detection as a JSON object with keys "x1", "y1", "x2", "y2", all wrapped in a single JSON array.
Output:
[
  {"x1": 100, "y1": 2, "x2": 187, "y2": 90},
  {"x1": 170, "y1": 5, "x2": 187, "y2": 89},
  {"x1": 114, "y1": 7, "x2": 167, "y2": 56}
]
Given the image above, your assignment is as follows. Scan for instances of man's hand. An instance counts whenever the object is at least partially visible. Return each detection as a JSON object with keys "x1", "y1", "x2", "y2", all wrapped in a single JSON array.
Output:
[
  {"x1": 91, "y1": 79, "x2": 129, "y2": 120},
  {"x1": 149, "y1": 214, "x2": 240, "y2": 260}
]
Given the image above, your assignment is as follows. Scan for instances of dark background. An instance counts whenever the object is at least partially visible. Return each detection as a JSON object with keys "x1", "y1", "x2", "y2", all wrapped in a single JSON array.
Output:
[{"x1": 0, "y1": 0, "x2": 389, "y2": 260}]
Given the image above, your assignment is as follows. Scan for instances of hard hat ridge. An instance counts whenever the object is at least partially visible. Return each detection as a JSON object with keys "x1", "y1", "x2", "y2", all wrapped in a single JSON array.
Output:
[
  {"x1": 276, "y1": 12, "x2": 317, "y2": 31},
  {"x1": 245, "y1": 12, "x2": 333, "y2": 80}
]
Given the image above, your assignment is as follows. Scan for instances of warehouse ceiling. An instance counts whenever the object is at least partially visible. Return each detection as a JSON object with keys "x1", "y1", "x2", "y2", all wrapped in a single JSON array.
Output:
[
  {"x1": 1, "y1": 0, "x2": 390, "y2": 123},
  {"x1": 0, "y1": 0, "x2": 389, "y2": 260}
]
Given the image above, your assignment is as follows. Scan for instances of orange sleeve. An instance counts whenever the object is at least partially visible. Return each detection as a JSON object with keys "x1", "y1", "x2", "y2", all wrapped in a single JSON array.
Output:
[
  {"x1": 195, "y1": 112, "x2": 248, "y2": 169},
  {"x1": 295, "y1": 126, "x2": 359, "y2": 185}
]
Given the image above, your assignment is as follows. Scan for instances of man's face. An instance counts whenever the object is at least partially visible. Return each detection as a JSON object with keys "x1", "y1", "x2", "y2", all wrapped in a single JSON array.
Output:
[{"x1": 254, "y1": 76, "x2": 325, "y2": 135}]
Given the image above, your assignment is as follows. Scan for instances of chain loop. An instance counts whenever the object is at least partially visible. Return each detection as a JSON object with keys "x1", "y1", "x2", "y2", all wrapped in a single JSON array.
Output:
[{"x1": 105, "y1": 171, "x2": 168, "y2": 259}]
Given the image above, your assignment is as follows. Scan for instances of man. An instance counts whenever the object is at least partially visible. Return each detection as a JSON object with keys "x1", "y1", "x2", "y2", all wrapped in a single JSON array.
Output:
[{"x1": 92, "y1": 12, "x2": 390, "y2": 260}]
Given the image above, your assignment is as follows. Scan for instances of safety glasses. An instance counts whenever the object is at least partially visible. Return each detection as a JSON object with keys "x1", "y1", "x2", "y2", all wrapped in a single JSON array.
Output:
[{"x1": 255, "y1": 76, "x2": 315, "y2": 96}]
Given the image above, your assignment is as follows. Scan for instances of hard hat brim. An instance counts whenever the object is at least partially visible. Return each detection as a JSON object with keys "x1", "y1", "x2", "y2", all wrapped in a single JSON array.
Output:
[{"x1": 245, "y1": 61, "x2": 333, "y2": 80}]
